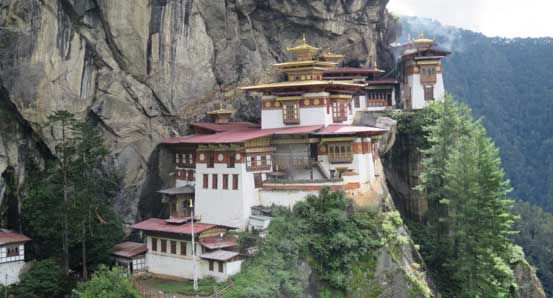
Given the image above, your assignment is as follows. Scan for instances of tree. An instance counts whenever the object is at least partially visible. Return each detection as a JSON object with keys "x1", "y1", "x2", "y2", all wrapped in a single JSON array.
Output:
[
  {"x1": 442, "y1": 125, "x2": 516, "y2": 297},
  {"x1": 47, "y1": 111, "x2": 76, "y2": 274},
  {"x1": 417, "y1": 98, "x2": 518, "y2": 296},
  {"x1": 416, "y1": 95, "x2": 473, "y2": 278},
  {"x1": 16, "y1": 259, "x2": 73, "y2": 298},
  {"x1": 72, "y1": 266, "x2": 141, "y2": 298},
  {"x1": 22, "y1": 111, "x2": 123, "y2": 278}
]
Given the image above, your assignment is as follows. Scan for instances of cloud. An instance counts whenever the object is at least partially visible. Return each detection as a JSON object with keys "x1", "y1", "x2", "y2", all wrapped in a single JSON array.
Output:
[{"x1": 387, "y1": 0, "x2": 553, "y2": 38}]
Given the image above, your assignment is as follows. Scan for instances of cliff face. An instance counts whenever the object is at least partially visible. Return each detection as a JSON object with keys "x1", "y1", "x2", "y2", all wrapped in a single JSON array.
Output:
[{"x1": 0, "y1": 0, "x2": 397, "y2": 223}]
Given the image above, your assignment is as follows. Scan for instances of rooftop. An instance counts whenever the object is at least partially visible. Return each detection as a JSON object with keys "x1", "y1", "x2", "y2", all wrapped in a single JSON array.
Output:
[
  {"x1": 131, "y1": 218, "x2": 219, "y2": 235},
  {"x1": 314, "y1": 125, "x2": 388, "y2": 135},
  {"x1": 112, "y1": 241, "x2": 147, "y2": 258},
  {"x1": 323, "y1": 68, "x2": 384, "y2": 74},
  {"x1": 0, "y1": 229, "x2": 31, "y2": 246},
  {"x1": 240, "y1": 80, "x2": 365, "y2": 91},
  {"x1": 200, "y1": 250, "x2": 240, "y2": 262},
  {"x1": 191, "y1": 122, "x2": 259, "y2": 133},
  {"x1": 200, "y1": 237, "x2": 238, "y2": 250},
  {"x1": 162, "y1": 125, "x2": 323, "y2": 145},
  {"x1": 157, "y1": 186, "x2": 195, "y2": 195}
]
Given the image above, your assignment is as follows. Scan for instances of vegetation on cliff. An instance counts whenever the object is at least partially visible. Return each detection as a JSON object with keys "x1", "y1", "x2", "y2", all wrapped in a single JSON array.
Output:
[
  {"x1": 397, "y1": 97, "x2": 537, "y2": 297},
  {"x1": 17, "y1": 111, "x2": 124, "y2": 293},
  {"x1": 226, "y1": 188, "x2": 428, "y2": 298}
]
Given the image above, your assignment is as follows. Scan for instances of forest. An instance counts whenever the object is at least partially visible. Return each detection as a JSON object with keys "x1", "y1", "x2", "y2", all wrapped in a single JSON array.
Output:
[{"x1": 400, "y1": 16, "x2": 553, "y2": 296}]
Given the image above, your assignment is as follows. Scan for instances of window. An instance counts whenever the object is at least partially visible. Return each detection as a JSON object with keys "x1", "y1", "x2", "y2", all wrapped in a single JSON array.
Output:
[
  {"x1": 160, "y1": 239, "x2": 167, "y2": 253},
  {"x1": 228, "y1": 154, "x2": 235, "y2": 168},
  {"x1": 254, "y1": 173, "x2": 263, "y2": 188},
  {"x1": 420, "y1": 66, "x2": 437, "y2": 83},
  {"x1": 180, "y1": 242, "x2": 187, "y2": 256},
  {"x1": 223, "y1": 174, "x2": 229, "y2": 189},
  {"x1": 207, "y1": 152, "x2": 214, "y2": 168},
  {"x1": 247, "y1": 154, "x2": 271, "y2": 171},
  {"x1": 187, "y1": 170, "x2": 195, "y2": 181},
  {"x1": 170, "y1": 241, "x2": 177, "y2": 254},
  {"x1": 424, "y1": 86, "x2": 434, "y2": 101},
  {"x1": 6, "y1": 246, "x2": 19, "y2": 257},
  {"x1": 132, "y1": 257, "x2": 145, "y2": 271},
  {"x1": 203, "y1": 174, "x2": 209, "y2": 189},
  {"x1": 282, "y1": 102, "x2": 299, "y2": 124},
  {"x1": 332, "y1": 100, "x2": 347, "y2": 122},
  {"x1": 367, "y1": 89, "x2": 392, "y2": 106},
  {"x1": 212, "y1": 174, "x2": 218, "y2": 189},
  {"x1": 218, "y1": 261, "x2": 224, "y2": 273},
  {"x1": 209, "y1": 260, "x2": 214, "y2": 271},
  {"x1": 249, "y1": 156, "x2": 256, "y2": 168},
  {"x1": 151, "y1": 238, "x2": 158, "y2": 252},
  {"x1": 232, "y1": 174, "x2": 239, "y2": 190},
  {"x1": 328, "y1": 142, "x2": 353, "y2": 163},
  {"x1": 353, "y1": 96, "x2": 360, "y2": 108}
]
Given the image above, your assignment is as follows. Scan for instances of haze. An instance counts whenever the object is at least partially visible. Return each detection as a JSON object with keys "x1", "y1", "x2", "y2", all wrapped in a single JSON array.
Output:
[{"x1": 387, "y1": 0, "x2": 553, "y2": 38}]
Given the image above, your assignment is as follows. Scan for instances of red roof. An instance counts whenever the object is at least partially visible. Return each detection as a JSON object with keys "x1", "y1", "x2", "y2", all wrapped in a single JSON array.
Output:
[
  {"x1": 315, "y1": 125, "x2": 387, "y2": 135},
  {"x1": 131, "y1": 218, "x2": 217, "y2": 235},
  {"x1": 324, "y1": 68, "x2": 384, "y2": 74},
  {"x1": 0, "y1": 230, "x2": 31, "y2": 246},
  {"x1": 162, "y1": 125, "x2": 323, "y2": 145},
  {"x1": 366, "y1": 79, "x2": 398, "y2": 85},
  {"x1": 192, "y1": 122, "x2": 259, "y2": 132},
  {"x1": 112, "y1": 241, "x2": 147, "y2": 258}
]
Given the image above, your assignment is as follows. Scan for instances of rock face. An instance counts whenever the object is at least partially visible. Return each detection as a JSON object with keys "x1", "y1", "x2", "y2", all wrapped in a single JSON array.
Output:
[{"x1": 0, "y1": 0, "x2": 396, "y2": 223}]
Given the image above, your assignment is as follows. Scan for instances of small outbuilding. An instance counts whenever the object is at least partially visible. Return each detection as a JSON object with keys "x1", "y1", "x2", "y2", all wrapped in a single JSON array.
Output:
[
  {"x1": 112, "y1": 241, "x2": 148, "y2": 274},
  {"x1": 0, "y1": 229, "x2": 31, "y2": 285}
]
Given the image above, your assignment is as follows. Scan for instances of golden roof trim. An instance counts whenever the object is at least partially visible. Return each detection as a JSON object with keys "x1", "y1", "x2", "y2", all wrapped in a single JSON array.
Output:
[
  {"x1": 207, "y1": 108, "x2": 236, "y2": 115},
  {"x1": 240, "y1": 80, "x2": 365, "y2": 90}
]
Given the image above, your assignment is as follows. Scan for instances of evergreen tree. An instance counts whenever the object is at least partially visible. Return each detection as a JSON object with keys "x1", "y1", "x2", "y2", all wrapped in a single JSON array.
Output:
[
  {"x1": 22, "y1": 111, "x2": 123, "y2": 278},
  {"x1": 417, "y1": 95, "x2": 473, "y2": 279},
  {"x1": 417, "y1": 98, "x2": 517, "y2": 296}
]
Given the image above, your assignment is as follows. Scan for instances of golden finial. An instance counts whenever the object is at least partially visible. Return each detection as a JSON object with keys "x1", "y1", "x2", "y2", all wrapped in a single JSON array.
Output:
[
  {"x1": 419, "y1": 32, "x2": 425, "y2": 39},
  {"x1": 302, "y1": 33, "x2": 307, "y2": 44}
]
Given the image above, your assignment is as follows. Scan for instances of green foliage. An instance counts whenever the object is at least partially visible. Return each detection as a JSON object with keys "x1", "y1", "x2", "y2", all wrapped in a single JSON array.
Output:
[
  {"x1": 21, "y1": 111, "x2": 124, "y2": 275},
  {"x1": 294, "y1": 188, "x2": 382, "y2": 288},
  {"x1": 414, "y1": 98, "x2": 518, "y2": 297},
  {"x1": 227, "y1": 189, "x2": 383, "y2": 297},
  {"x1": 72, "y1": 265, "x2": 140, "y2": 298},
  {"x1": 16, "y1": 259, "x2": 73, "y2": 298},
  {"x1": 512, "y1": 201, "x2": 553, "y2": 296}
]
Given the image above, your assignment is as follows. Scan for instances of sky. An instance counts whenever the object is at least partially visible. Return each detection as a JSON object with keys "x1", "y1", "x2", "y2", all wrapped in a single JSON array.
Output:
[{"x1": 387, "y1": 0, "x2": 553, "y2": 38}]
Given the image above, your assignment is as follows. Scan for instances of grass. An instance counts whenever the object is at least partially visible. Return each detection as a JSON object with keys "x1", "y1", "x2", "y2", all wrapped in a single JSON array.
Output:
[{"x1": 143, "y1": 278, "x2": 230, "y2": 295}]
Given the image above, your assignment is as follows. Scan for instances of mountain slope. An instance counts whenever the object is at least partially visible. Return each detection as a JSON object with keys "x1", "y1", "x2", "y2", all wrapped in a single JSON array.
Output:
[{"x1": 399, "y1": 16, "x2": 553, "y2": 212}]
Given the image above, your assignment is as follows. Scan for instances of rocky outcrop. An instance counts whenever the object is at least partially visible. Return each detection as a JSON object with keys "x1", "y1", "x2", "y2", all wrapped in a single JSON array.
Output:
[{"x1": 0, "y1": 0, "x2": 397, "y2": 223}]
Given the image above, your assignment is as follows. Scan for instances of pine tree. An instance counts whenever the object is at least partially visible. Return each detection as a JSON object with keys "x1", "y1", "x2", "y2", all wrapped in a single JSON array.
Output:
[{"x1": 417, "y1": 98, "x2": 518, "y2": 296}]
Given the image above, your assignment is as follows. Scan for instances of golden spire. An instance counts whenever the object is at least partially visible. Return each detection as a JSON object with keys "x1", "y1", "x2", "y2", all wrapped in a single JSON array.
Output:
[{"x1": 286, "y1": 34, "x2": 320, "y2": 61}]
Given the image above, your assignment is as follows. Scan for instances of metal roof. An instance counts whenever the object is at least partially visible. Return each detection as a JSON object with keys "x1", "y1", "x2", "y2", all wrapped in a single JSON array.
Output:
[
  {"x1": 200, "y1": 237, "x2": 238, "y2": 250},
  {"x1": 0, "y1": 230, "x2": 31, "y2": 246},
  {"x1": 240, "y1": 80, "x2": 364, "y2": 91},
  {"x1": 200, "y1": 250, "x2": 240, "y2": 261},
  {"x1": 162, "y1": 125, "x2": 323, "y2": 145},
  {"x1": 112, "y1": 241, "x2": 147, "y2": 258},
  {"x1": 191, "y1": 122, "x2": 259, "y2": 132},
  {"x1": 131, "y1": 218, "x2": 218, "y2": 235},
  {"x1": 157, "y1": 185, "x2": 195, "y2": 195},
  {"x1": 314, "y1": 125, "x2": 388, "y2": 135}
]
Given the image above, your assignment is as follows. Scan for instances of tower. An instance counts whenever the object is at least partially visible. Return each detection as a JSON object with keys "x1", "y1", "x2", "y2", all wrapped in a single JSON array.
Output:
[{"x1": 399, "y1": 33, "x2": 451, "y2": 110}]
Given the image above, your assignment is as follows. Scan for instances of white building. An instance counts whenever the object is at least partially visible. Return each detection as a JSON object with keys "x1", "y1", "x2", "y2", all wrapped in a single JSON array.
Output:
[
  {"x1": 398, "y1": 34, "x2": 451, "y2": 110},
  {"x1": 112, "y1": 241, "x2": 147, "y2": 274},
  {"x1": 130, "y1": 218, "x2": 241, "y2": 281},
  {"x1": 0, "y1": 230, "x2": 31, "y2": 286}
]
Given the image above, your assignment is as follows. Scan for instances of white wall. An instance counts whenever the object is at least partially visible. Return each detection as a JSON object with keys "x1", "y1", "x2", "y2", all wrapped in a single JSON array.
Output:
[
  {"x1": 0, "y1": 261, "x2": 25, "y2": 285},
  {"x1": 195, "y1": 162, "x2": 262, "y2": 229},
  {"x1": 259, "y1": 190, "x2": 318, "y2": 208},
  {"x1": 408, "y1": 72, "x2": 446, "y2": 110},
  {"x1": 226, "y1": 260, "x2": 242, "y2": 276},
  {"x1": 146, "y1": 252, "x2": 200, "y2": 279}
]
